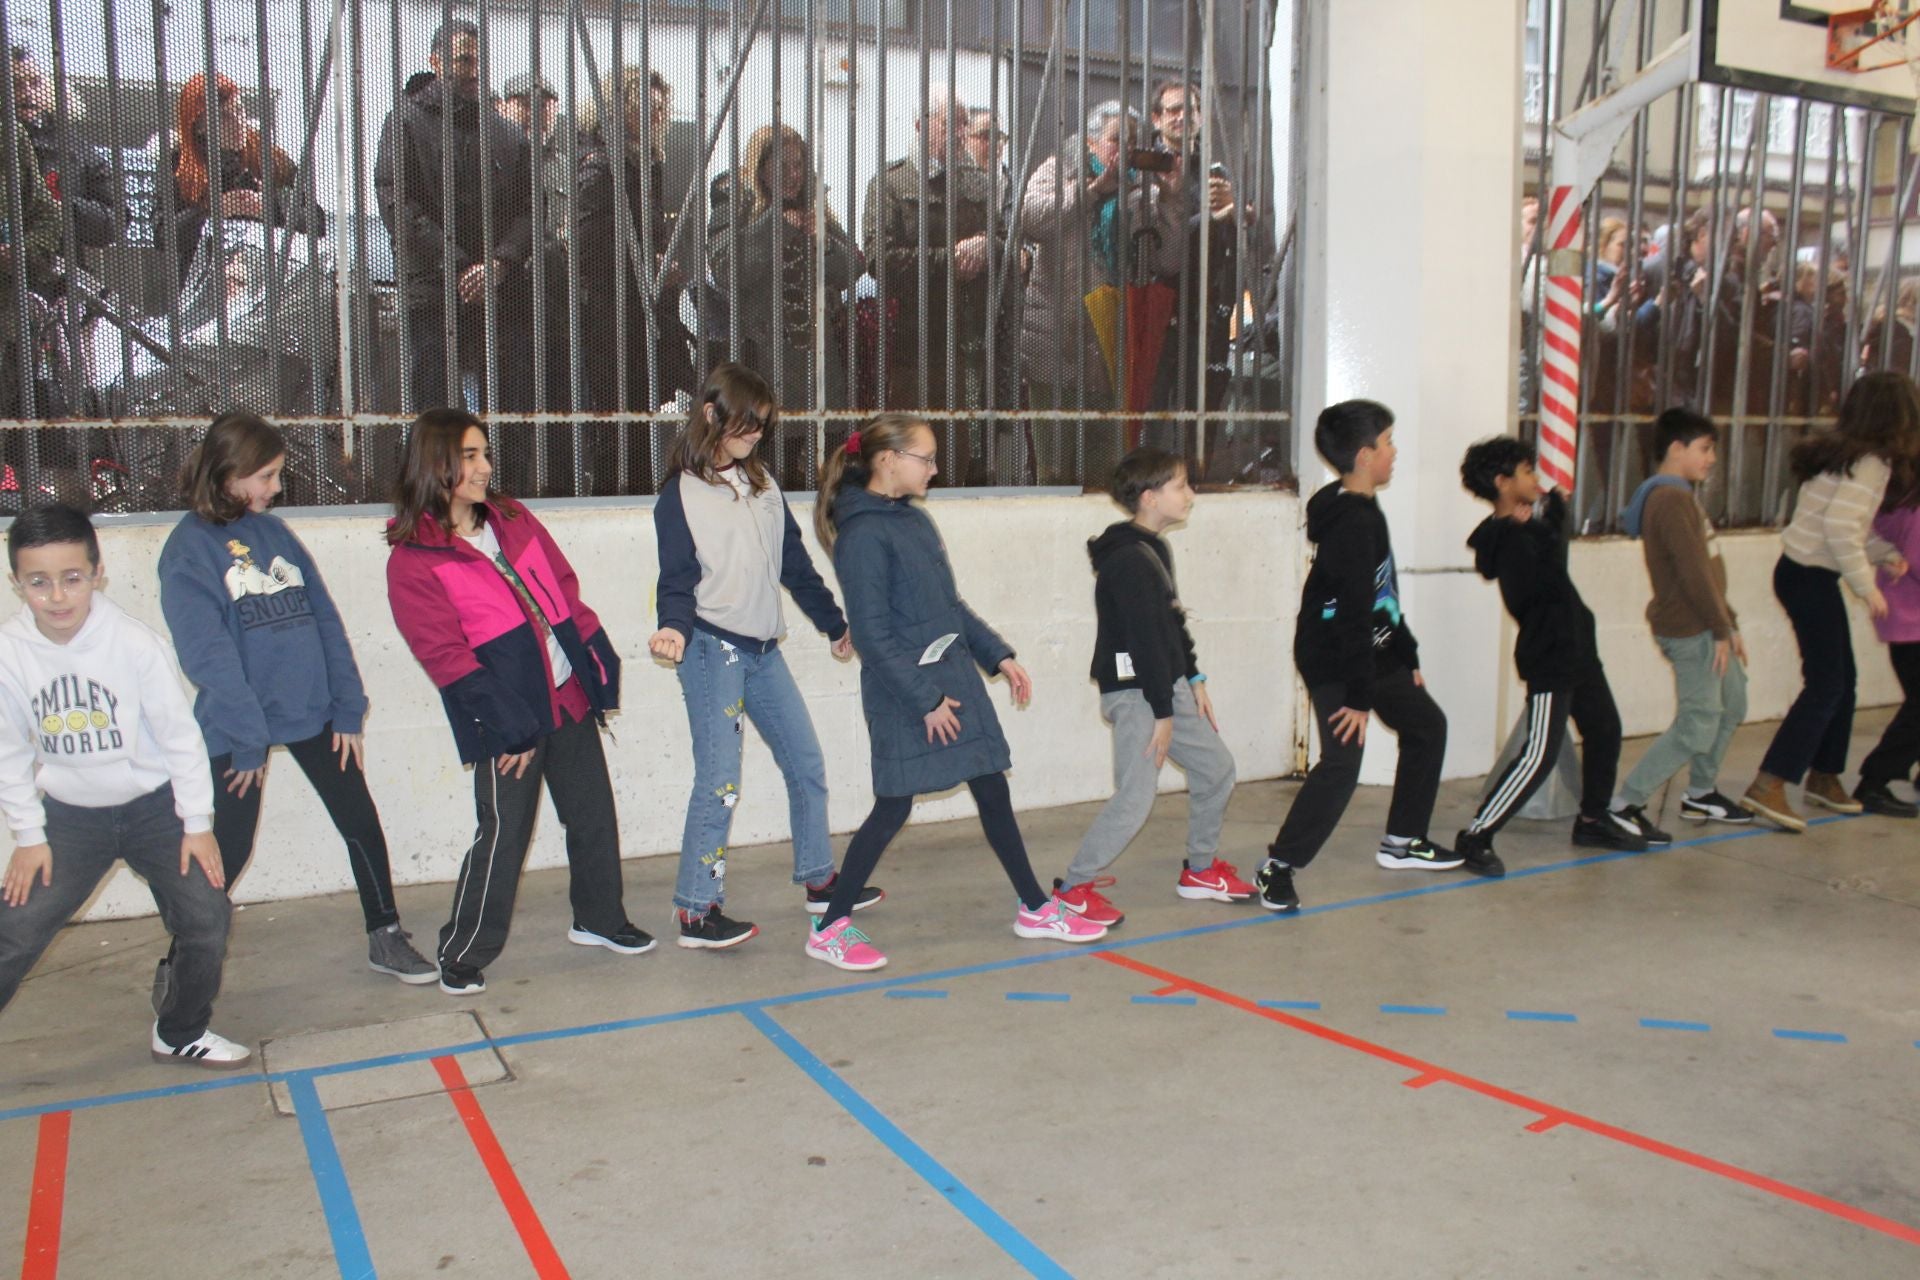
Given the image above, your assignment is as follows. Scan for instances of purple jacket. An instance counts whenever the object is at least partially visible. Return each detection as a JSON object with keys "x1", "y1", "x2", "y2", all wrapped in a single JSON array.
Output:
[{"x1": 1874, "y1": 506, "x2": 1920, "y2": 644}]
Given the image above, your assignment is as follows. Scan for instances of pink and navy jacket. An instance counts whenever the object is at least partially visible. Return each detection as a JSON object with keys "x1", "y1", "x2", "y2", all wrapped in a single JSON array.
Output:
[{"x1": 386, "y1": 497, "x2": 621, "y2": 763}]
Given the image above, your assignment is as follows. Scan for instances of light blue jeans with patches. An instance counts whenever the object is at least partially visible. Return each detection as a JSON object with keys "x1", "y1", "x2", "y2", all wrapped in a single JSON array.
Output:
[{"x1": 672, "y1": 628, "x2": 834, "y2": 913}]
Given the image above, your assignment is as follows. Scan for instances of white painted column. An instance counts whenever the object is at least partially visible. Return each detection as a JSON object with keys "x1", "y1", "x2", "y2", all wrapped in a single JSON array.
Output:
[{"x1": 1294, "y1": 0, "x2": 1529, "y2": 783}]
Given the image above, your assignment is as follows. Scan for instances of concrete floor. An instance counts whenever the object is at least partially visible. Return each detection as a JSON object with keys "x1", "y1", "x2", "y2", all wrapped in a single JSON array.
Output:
[{"x1": 2, "y1": 712, "x2": 1918, "y2": 1279}]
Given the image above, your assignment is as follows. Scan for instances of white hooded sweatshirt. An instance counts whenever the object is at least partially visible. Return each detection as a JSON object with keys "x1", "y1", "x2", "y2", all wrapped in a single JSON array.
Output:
[{"x1": 0, "y1": 594, "x2": 215, "y2": 847}]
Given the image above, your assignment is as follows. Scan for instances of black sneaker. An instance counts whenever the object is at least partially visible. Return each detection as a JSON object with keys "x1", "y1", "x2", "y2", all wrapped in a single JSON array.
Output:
[
  {"x1": 1572, "y1": 811, "x2": 1650, "y2": 851},
  {"x1": 439, "y1": 963, "x2": 486, "y2": 996},
  {"x1": 1374, "y1": 837, "x2": 1465, "y2": 872},
  {"x1": 1678, "y1": 790, "x2": 1753, "y2": 824},
  {"x1": 1454, "y1": 829, "x2": 1506, "y2": 878},
  {"x1": 677, "y1": 907, "x2": 759, "y2": 950},
  {"x1": 1854, "y1": 781, "x2": 1920, "y2": 819},
  {"x1": 802, "y1": 874, "x2": 885, "y2": 913},
  {"x1": 568, "y1": 921, "x2": 658, "y2": 954},
  {"x1": 1616, "y1": 804, "x2": 1673, "y2": 847},
  {"x1": 1255, "y1": 856, "x2": 1299, "y2": 913}
]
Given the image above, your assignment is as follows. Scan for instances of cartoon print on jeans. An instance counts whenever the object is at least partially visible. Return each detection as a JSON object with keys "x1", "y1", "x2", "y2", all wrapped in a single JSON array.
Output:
[
  {"x1": 700, "y1": 847, "x2": 727, "y2": 881},
  {"x1": 715, "y1": 782, "x2": 740, "y2": 809}
]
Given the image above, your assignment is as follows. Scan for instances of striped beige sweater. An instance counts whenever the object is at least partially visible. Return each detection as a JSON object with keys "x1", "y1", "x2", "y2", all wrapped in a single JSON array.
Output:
[{"x1": 1778, "y1": 452, "x2": 1900, "y2": 598}]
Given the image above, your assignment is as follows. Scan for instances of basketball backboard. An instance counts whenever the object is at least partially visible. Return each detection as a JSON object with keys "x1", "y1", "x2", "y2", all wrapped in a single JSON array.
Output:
[{"x1": 1698, "y1": 1, "x2": 1917, "y2": 113}]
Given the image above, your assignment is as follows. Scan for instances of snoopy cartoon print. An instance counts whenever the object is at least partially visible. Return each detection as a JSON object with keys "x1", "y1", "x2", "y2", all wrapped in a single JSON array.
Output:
[{"x1": 223, "y1": 538, "x2": 307, "y2": 602}]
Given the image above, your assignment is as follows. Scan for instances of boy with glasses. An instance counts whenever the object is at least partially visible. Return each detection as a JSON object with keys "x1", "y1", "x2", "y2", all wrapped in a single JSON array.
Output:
[{"x1": 0, "y1": 504, "x2": 247, "y2": 1068}]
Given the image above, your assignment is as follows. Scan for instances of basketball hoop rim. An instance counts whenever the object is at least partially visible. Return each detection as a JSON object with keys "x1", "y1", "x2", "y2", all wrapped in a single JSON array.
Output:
[{"x1": 1827, "y1": 2, "x2": 1920, "y2": 75}]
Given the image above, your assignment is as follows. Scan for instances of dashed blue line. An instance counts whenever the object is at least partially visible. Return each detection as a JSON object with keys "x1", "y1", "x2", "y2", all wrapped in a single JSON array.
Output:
[
  {"x1": 1641, "y1": 1018, "x2": 1712, "y2": 1033},
  {"x1": 1773, "y1": 1029, "x2": 1848, "y2": 1044},
  {"x1": 884, "y1": 989, "x2": 950, "y2": 1000},
  {"x1": 1506, "y1": 1010, "x2": 1578, "y2": 1023},
  {"x1": 1381, "y1": 1004, "x2": 1448, "y2": 1016},
  {"x1": 0, "y1": 812, "x2": 1868, "y2": 1127},
  {"x1": 1132, "y1": 994, "x2": 1198, "y2": 1006},
  {"x1": 1005, "y1": 992, "x2": 1071, "y2": 1003}
]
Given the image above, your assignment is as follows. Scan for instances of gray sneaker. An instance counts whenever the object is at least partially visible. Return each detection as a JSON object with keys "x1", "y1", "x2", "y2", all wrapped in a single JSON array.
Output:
[{"x1": 368, "y1": 923, "x2": 438, "y2": 985}]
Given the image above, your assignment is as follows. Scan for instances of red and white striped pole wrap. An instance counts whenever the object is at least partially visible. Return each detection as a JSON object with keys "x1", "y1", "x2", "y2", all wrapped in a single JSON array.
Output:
[{"x1": 1536, "y1": 184, "x2": 1583, "y2": 492}]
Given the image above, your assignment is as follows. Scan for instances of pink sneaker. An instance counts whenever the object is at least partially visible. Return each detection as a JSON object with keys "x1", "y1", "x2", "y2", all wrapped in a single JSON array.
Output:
[
  {"x1": 805, "y1": 916, "x2": 888, "y2": 971},
  {"x1": 1053, "y1": 876, "x2": 1124, "y2": 928},
  {"x1": 1014, "y1": 898, "x2": 1108, "y2": 943},
  {"x1": 1176, "y1": 858, "x2": 1255, "y2": 902}
]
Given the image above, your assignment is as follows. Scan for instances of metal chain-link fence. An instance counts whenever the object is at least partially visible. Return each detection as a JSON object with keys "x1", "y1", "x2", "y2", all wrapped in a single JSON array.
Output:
[
  {"x1": 1524, "y1": 0, "x2": 1920, "y2": 533},
  {"x1": 2, "y1": 0, "x2": 1293, "y2": 512}
]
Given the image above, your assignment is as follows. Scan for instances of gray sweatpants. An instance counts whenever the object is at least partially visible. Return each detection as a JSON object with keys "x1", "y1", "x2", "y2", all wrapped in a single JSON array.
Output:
[{"x1": 1065, "y1": 683, "x2": 1238, "y2": 886}]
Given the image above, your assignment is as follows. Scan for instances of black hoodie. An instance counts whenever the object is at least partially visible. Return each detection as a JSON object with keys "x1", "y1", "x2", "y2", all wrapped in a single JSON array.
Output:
[
  {"x1": 1087, "y1": 522, "x2": 1199, "y2": 717},
  {"x1": 1294, "y1": 481, "x2": 1418, "y2": 712},
  {"x1": 1466, "y1": 489, "x2": 1598, "y2": 691}
]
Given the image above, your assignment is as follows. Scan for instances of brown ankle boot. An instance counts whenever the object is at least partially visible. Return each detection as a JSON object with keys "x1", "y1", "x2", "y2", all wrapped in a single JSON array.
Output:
[
  {"x1": 1741, "y1": 773, "x2": 1808, "y2": 833},
  {"x1": 1804, "y1": 771, "x2": 1864, "y2": 815}
]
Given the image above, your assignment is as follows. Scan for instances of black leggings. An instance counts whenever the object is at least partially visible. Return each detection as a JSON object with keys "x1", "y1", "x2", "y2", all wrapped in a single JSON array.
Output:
[
  {"x1": 820, "y1": 772, "x2": 1047, "y2": 924},
  {"x1": 211, "y1": 726, "x2": 399, "y2": 932}
]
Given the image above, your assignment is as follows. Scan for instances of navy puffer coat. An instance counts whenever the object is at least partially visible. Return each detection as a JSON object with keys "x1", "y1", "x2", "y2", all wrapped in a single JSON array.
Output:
[{"x1": 831, "y1": 485, "x2": 1016, "y2": 797}]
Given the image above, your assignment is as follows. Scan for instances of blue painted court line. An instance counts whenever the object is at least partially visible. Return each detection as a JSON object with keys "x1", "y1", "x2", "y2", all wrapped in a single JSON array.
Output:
[
  {"x1": 289, "y1": 1075, "x2": 377, "y2": 1280},
  {"x1": 742, "y1": 1007, "x2": 1072, "y2": 1280},
  {"x1": 1005, "y1": 992, "x2": 1071, "y2": 1003},
  {"x1": 0, "y1": 813, "x2": 1861, "y2": 1127},
  {"x1": 0, "y1": 1071, "x2": 268, "y2": 1124},
  {"x1": 1131, "y1": 994, "x2": 1198, "y2": 1006},
  {"x1": 1641, "y1": 1018, "x2": 1711, "y2": 1033},
  {"x1": 885, "y1": 989, "x2": 950, "y2": 999},
  {"x1": 1380, "y1": 1004, "x2": 1448, "y2": 1016},
  {"x1": 1773, "y1": 1029, "x2": 1848, "y2": 1044},
  {"x1": 1507, "y1": 1010, "x2": 1578, "y2": 1023},
  {"x1": 1258, "y1": 999, "x2": 1322, "y2": 1011}
]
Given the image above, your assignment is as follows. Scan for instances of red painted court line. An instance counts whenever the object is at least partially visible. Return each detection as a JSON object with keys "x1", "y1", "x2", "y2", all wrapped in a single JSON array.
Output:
[
  {"x1": 430, "y1": 1056, "x2": 571, "y2": 1279},
  {"x1": 21, "y1": 1110, "x2": 71, "y2": 1280},
  {"x1": 1098, "y1": 952, "x2": 1920, "y2": 1250}
]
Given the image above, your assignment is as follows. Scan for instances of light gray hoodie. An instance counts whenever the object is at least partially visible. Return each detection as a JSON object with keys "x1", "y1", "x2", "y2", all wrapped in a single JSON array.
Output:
[{"x1": 0, "y1": 594, "x2": 215, "y2": 847}]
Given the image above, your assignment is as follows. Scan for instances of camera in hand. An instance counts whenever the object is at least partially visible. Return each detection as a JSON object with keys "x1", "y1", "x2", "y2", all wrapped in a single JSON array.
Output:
[{"x1": 1128, "y1": 147, "x2": 1178, "y2": 173}]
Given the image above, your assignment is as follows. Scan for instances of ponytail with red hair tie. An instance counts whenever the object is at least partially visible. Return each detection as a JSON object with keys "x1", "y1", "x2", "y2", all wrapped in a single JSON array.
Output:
[{"x1": 844, "y1": 431, "x2": 862, "y2": 456}]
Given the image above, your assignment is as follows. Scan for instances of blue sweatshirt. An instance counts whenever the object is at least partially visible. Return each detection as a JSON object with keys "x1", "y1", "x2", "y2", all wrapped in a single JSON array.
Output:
[{"x1": 158, "y1": 511, "x2": 369, "y2": 771}]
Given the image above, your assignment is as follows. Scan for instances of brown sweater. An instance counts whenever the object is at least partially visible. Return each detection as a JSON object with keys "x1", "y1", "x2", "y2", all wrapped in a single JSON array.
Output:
[{"x1": 1642, "y1": 484, "x2": 1738, "y2": 640}]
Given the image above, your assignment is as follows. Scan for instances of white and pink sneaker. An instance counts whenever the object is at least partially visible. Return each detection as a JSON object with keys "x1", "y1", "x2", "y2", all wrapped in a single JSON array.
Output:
[
  {"x1": 805, "y1": 916, "x2": 888, "y2": 971},
  {"x1": 1013, "y1": 897, "x2": 1109, "y2": 943}
]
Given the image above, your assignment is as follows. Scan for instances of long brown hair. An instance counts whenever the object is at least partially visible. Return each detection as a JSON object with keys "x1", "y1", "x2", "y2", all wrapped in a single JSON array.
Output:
[
  {"x1": 1791, "y1": 370, "x2": 1920, "y2": 486},
  {"x1": 174, "y1": 73, "x2": 293, "y2": 210},
  {"x1": 666, "y1": 363, "x2": 775, "y2": 494},
  {"x1": 387, "y1": 408, "x2": 515, "y2": 545},
  {"x1": 740, "y1": 124, "x2": 846, "y2": 233},
  {"x1": 179, "y1": 411, "x2": 286, "y2": 525},
  {"x1": 814, "y1": 412, "x2": 929, "y2": 553}
]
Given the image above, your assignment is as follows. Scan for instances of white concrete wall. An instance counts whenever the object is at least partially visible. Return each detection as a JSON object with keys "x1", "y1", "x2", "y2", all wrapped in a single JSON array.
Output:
[
  {"x1": 48, "y1": 490, "x2": 1299, "y2": 921},
  {"x1": 1570, "y1": 530, "x2": 1902, "y2": 737},
  {"x1": 1293, "y1": 0, "x2": 1530, "y2": 786}
]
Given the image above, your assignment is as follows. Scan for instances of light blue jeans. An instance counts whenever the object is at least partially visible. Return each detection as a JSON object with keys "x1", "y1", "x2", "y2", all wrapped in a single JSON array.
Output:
[
  {"x1": 673, "y1": 629, "x2": 833, "y2": 913},
  {"x1": 1617, "y1": 630, "x2": 1750, "y2": 807}
]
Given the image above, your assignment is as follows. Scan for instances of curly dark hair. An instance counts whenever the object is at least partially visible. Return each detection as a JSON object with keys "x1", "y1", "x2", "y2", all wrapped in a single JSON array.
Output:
[{"x1": 1459, "y1": 436, "x2": 1536, "y2": 502}]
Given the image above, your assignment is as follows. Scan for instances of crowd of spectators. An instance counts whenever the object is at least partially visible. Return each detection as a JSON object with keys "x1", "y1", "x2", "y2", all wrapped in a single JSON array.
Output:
[
  {"x1": 2, "y1": 24, "x2": 1272, "y2": 499},
  {"x1": 1522, "y1": 190, "x2": 1920, "y2": 518}
]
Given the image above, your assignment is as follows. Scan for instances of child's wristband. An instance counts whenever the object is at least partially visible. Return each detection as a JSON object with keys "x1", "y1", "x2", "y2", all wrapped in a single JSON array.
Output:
[{"x1": 1188, "y1": 673, "x2": 1207, "y2": 685}]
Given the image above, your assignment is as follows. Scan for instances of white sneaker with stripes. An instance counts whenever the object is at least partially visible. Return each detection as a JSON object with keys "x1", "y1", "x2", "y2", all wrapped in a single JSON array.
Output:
[{"x1": 150, "y1": 1022, "x2": 252, "y2": 1070}]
